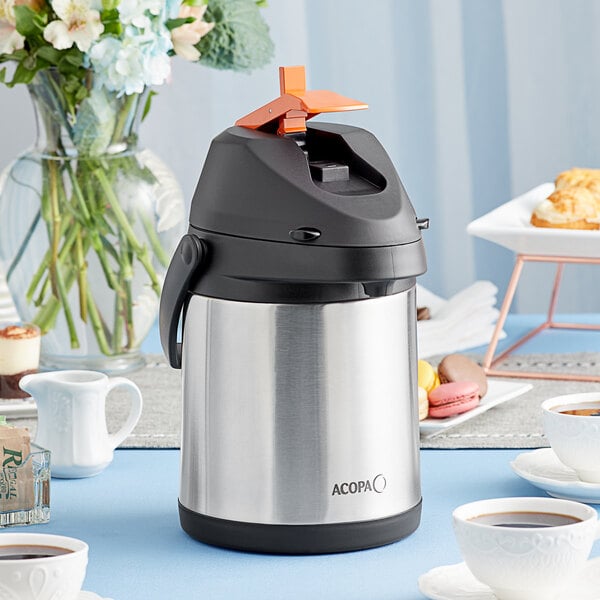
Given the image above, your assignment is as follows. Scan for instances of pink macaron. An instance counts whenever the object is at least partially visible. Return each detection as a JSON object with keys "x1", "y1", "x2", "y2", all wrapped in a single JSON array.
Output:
[{"x1": 427, "y1": 381, "x2": 480, "y2": 419}]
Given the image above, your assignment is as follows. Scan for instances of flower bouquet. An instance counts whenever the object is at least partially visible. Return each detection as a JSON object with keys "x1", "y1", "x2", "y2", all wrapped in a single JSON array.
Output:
[{"x1": 0, "y1": 0, "x2": 273, "y2": 371}]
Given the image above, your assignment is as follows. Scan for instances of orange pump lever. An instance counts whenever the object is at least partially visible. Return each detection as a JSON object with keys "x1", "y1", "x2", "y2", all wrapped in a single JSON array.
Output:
[{"x1": 235, "y1": 66, "x2": 368, "y2": 135}]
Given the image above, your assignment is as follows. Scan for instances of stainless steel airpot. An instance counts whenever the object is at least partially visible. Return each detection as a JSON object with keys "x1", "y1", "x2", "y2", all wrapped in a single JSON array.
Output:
[{"x1": 159, "y1": 66, "x2": 428, "y2": 554}]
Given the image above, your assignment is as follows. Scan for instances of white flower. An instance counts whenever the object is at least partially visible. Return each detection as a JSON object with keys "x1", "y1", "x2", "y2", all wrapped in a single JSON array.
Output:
[
  {"x1": 0, "y1": 0, "x2": 25, "y2": 54},
  {"x1": 138, "y1": 149, "x2": 185, "y2": 233},
  {"x1": 118, "y1": 0, "x2": 163, "y2": 29},
  {"x1": 43, "y1": 0, "x2": 104, "y2": 52},
  {"x1": 171, "y1": 4, "x2": 213, "y2": 62}
]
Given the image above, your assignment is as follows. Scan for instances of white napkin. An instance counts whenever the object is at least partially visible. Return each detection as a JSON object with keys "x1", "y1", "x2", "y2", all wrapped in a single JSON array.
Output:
[{"x1": 416, "y1": 281, "x2": 505, "y2": 358}]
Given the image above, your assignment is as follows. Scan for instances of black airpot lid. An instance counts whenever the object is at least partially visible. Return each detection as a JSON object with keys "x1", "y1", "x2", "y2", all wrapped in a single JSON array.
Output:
[{"x1": 189, "y1": 122, "x2": 424, "y2": 248}]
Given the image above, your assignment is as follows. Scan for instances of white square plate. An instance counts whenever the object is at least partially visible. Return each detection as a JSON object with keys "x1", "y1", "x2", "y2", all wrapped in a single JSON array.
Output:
[
  {"x1": 467, "y1": 183, "x2": 600, "y2": 258},
  {"x1": 420, "y1": 379, "x2": 532, "y2": 438}
]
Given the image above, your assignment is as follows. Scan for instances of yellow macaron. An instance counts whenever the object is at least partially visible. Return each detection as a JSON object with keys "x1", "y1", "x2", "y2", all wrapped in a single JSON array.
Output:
[
  {"x1": 418, "y1": 386, "x2": 428, "y2": 421},
  {"x1": 418, "y1": 359, "x2": 439, "y2": 393}
]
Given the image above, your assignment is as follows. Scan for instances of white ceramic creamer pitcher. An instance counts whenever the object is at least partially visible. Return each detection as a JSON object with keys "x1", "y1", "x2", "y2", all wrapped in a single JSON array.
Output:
[{"x1": 20, "y1": 370, "x2": 143, "y2": 478}]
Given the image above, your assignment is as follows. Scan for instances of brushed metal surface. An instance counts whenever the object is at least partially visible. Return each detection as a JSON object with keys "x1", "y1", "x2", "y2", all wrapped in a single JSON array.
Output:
[{"x1": 180, "y1": 290, "x2": 420, "y2": 525}]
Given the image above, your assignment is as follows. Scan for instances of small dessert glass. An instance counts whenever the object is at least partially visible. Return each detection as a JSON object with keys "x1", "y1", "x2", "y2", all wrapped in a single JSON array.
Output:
[{"x1": 0, "y1": 322, "x2": 41, "y2": 399}]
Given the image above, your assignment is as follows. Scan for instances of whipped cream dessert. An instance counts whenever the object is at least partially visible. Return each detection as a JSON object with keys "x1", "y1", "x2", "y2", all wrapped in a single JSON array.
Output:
[
  {"x1": 533, "y1": 198, "x2": 600, "y2": 224},
  {"x1": 0, "y1": 324, "x2": 41, "y2": 399}
]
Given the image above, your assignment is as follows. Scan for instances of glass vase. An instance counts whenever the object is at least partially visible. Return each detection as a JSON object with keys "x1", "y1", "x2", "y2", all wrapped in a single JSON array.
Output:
[{"x1": 0, "y1": 71, "x2": 185, "y2": 373}]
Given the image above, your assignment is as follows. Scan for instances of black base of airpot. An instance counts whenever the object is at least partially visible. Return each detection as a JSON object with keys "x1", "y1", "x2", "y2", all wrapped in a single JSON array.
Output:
[{"x1": 178, "y1": 499, "x2": 422, "y2": 555}]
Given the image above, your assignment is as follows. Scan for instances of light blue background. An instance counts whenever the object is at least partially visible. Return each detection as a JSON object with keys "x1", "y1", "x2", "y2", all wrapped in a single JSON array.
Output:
[{"x1": 2, "y1": 0, "x2": 600, "y2": 313}]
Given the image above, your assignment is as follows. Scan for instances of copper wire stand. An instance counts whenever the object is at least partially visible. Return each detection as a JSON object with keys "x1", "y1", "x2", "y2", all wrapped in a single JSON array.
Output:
[{"x1": 482, "y1": 254, "x2": 600, "y2": 382}]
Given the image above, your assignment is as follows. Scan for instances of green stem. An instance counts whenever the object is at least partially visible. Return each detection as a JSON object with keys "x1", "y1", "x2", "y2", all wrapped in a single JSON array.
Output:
[
  {"x1": 55, "y1": 263, "x2": 79, "y2": 349},
  {"x1": 112, "y1": 292, "x2": 124, "y2": 354},
  {"x1": 33, "y1": 233, "x2": 91, "y2": 334},
  {"x1": 34, "y1": 276, "x2": 50, "y2": 308},
  {"x1": 86, "y1": 289, "x2": 112, "y2": 355},
  {"x1": 118, "y1": 230, "x2": 135, "y2": 351},
  {"x1": 94, "y1": 168, "x2": 160, "y2": 294},
  {"x1": 47, "y1": 160, "x2": 61, "y2": 298},
  {"x1": 111, "y1": 94, "x2": 137, "y2": 145},
  {"x1": 26, "y1": 217, "x2": 77, "y2": 303},
  {"x1": 140, "y1": 211, "x2": 170, "y2": 268},
  {"x1": 69, "y1": 162, "x2": 125, "y2": 296},
  {"x1": 64, "y1": 161, "x2": 91, "y2": 221},
  {"x1": 125, "y1": 280, "x2": 134, "y2": 350},
  {"x1": 33, "y1": 295, "x2": 62, "y2": 334},
  {"x1": 74, "y1": 231, "x2": 88, "y2": 322}
]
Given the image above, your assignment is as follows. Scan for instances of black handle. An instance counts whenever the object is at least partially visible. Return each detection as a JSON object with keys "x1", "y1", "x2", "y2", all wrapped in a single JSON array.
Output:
[{"x1": 159, "y1": 234, "x2": 205, "y2": 369}]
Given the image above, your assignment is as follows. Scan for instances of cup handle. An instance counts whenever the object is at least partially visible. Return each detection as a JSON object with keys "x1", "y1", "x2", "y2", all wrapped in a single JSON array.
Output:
[{"x1": 106, "y1": 377, "x2": 143, "y2": 450}]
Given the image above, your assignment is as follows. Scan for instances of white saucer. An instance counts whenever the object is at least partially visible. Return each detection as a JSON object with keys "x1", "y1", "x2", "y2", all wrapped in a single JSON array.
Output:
[
  {"x1": 418, "y1": 558, "x2": 600, "y2": 599},
  {"x1": 511, "y1": 448, "x2": 600, "y2": 504}
]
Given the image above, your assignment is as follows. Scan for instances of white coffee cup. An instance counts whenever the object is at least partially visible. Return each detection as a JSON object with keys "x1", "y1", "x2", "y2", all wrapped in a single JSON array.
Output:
[
  {"x1": 542, "y1": 392, "x2": 600, "y2": 483},
  {"x1": 453, "y1": 496, "x2": 600, "y2": 600},
  {"x1": 20, "y1": 370, "x2": 143, "y2": 478},
  {"x1": 0, "y1": 532, "x2": 88, "y2": 600}
]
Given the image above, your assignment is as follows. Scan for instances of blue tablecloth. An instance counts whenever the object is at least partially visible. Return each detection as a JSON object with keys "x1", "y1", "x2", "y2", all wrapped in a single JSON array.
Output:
[
  {"x1": 35, "y1": 448, "x2": 584, "y2": 600},
  {"x1": 11, "y1": 316, "x2": 600, "y2": 599}
]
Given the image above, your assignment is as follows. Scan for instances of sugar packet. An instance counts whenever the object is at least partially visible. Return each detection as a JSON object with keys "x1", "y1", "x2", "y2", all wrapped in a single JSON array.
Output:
[{"x1": 0, "y1": 419, "x2": 34, "y2": 511}]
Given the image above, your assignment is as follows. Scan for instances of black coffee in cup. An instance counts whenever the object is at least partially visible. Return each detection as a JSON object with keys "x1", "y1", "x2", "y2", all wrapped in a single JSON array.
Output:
[
  {"x1": 0, "y1": 545, "x2": 73, "y2": 560},
  {"x1": 556, "y1": 404, "x2": 600, "y2": 416},
  {"x1": 469, "y1": 511, "x2": 582, "y2": 528}
]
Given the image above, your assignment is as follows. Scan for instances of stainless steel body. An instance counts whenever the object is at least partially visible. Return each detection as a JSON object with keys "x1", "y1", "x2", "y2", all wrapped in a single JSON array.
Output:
[{"x1": 180, "y1": 288, "x2": 421, "y2": 526}]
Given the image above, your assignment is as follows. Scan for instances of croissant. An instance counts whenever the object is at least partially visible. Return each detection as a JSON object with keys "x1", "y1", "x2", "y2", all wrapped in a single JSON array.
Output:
[
  {"x1": 554, "y1": 167, "x2": 600, "y2": 190},
  {"x1": 530, "y1": 187, "x2": 600, "y2": 230},
  {"x1": 574, "y1": 176, "x2": 600, "y2": 197}
]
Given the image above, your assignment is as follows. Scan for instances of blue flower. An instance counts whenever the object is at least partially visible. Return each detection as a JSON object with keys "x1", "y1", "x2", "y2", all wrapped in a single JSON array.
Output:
[
  {"x1": 165, "y1": 0, "x2": 182, "y2": 20},
  {"x1": 89, "y1": 26, "x2": 173, "y2": 96}
]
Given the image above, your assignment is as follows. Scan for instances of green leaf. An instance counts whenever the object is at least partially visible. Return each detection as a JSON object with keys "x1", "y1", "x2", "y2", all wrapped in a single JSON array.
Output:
[
  {"x1": 101, "y1": 8, "x2": 120, "y2": 22},
  {"x1": 0, "y1": 49, "x2": 28, "y2": 63},
  {"x1": 35, "y1": 46, "x2": 62, "y2": 66},
  {"x1": 101, "y1": 8, "x2": 122, "y2": 35},
  {"x1": 102, "y1": 21, "x2": 122, "y2": 36},
  {"x1": 101, "y1": 235, "x2": 120, "y2": 262},
  {"x1": 198, "y1": 0, "x2": 274, "y2": 72},
  {"x1": 166, "y1": 17, "x2": 195, "y2": 31},
  {"x1": 10, "y1": 61, "x2": 38, "y2": 86},
  {"x1": 13, "y1": 5, "x2": 46, "y2": 38},
  {"x1": 60, "y1": 50, "x2": 84, "y2": 68},
  {"x1": 23, "y1": 54, "x2": 36, "y2": 70},
  {"x1": 72, "y1": 87, "x2": 117, "y2": 156},
  {"x1": 142, "y1": 90, "x2": 157, "y2": 122}
]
